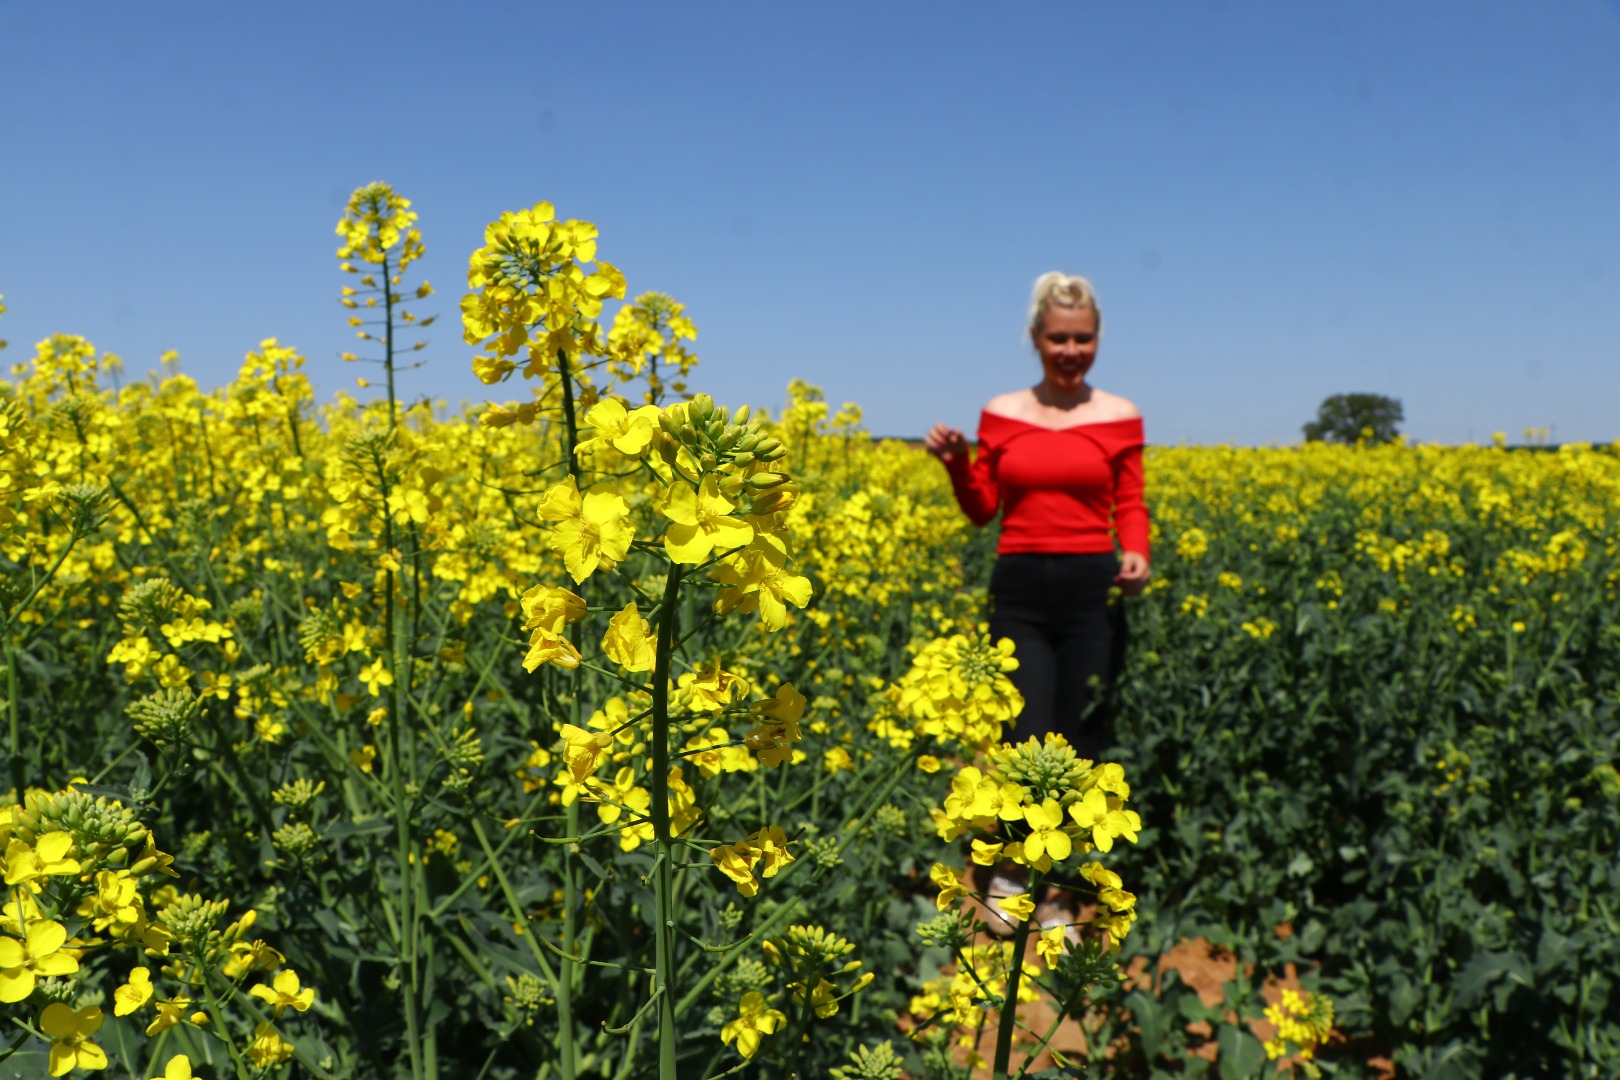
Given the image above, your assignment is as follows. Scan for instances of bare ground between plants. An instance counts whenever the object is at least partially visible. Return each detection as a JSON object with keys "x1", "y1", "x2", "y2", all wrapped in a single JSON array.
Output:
[{"x1": 903, "y1": 899, "x2": 1396, "y2": 1078}]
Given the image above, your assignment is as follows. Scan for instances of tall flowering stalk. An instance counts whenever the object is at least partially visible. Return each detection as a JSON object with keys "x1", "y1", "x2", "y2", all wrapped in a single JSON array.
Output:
[
  {"x1": 918, "y1": 734, "x2": 1142, "y2": 1079},
  {"x1": 334, "y1": 184, "x2": 440, "y2": 1079},
  {"x1": 335, "y1": 182, "x2": 434, "y2": 429},
  {"x1": 606, "y1": 292, "x2": 699, "y2": 405},
  {"x1": 463, "y1": 202, "x2": 816, "y2": 1080}
]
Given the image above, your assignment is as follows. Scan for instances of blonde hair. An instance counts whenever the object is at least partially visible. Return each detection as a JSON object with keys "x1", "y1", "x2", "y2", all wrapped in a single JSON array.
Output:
[{"x1": 1027, "y1": 272, "x2": 1102, "y2": 335}]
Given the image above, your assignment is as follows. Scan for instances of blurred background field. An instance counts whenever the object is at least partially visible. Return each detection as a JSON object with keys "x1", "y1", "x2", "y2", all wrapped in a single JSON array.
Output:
[{"x1": 3, "y1": 257, "x2": 1616, "y2": 1076}]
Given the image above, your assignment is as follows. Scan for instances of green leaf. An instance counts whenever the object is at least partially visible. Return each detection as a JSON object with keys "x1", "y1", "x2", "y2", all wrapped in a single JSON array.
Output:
[
  {"x1": 1125, "y1": 989, "x2": 1173, "y2": 1061},
  {"x1": 1453, "y1": 950, "x2": 1531, "y2": 1010},
  {"x1": 326, "y1": 815, "x2": 393, "y2": 840},
  {"x1": 1216, "y1": 1026, "x2": 1266, "y2": 1080},
  {"x1": 1386, "y1": 977, "x2": 1425, "y2": 1029},
  {"x1": 1420, "y1": 1038, "x2": 1482, "y2": 1080}
]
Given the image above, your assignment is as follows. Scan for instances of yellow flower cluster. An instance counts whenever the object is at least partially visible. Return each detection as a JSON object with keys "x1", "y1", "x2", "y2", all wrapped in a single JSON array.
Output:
[
  {"x1": 719, "y1": 924, "x2": 874, "y2": 1063},
  {"x1": 1, "y1": 788, "x2": 311, "y2": 1075},
  {"x1": 710, "y1": 826, "x2": 794, "y2": 897},
  {"x1": 928, "y1": 734, "x2": 1141, "y2": 941},
  {"x1": 606, "y1": 292, "x2": 699, "y2": 404},
  {"x1": 461, "y1": 201, "x2": 627, "y2": 377},
  {"x1": 0, "y1": 393, "x2": 57, "y2": 544},
  {"x1": 1263, "y1": 987, "x2": 1336, "y2": 1067},
  {"x1": 498, "y1": 388, "x2": 814, "y2": 873},
  {"x1": 333, "y1": 184, "x2": 435, "y2": 381},
  {"x1": 336, "y1": 182, "x2": 423, "y2": 270},
  {"x1": 907, "y1": 940, "x2": 1040, "y2": 1032},
  {"x1": 884, "y1": 630, "x2": 1023, "y2": 754}
]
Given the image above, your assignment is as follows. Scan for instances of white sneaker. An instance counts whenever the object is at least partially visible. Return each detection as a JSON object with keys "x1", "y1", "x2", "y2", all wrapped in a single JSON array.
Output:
[{"x1": 987, "y1": 871, "x2": 1025, "y2": 899}]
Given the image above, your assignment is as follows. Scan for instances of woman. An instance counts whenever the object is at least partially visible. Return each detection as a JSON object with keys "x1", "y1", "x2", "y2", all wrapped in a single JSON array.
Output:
[{"x1": 925, "y1": 272, "x2": 1150, "y2": 761}]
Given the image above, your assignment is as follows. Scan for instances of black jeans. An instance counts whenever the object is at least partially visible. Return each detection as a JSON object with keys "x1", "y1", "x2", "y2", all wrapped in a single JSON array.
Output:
[{"x1": 987, "y1": 553, "x2": 1126, "y2": 761}]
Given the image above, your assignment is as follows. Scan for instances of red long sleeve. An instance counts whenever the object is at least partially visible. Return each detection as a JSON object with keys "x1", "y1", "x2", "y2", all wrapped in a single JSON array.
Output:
[
  {"x1": 1110, "y1": 440, "x2": 1150, "y2": 557},
  {"x1": 945, "y1": 450, "x2": 1000, "y2": 526},
  {"x1": 942, "y1": 412, "x2": 1151, "y2": 558}
]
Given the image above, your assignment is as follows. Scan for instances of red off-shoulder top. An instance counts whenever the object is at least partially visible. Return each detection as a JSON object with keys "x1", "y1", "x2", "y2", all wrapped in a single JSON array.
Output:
[{"x1": 943, "y1": 412, "x2": 1150, "y2": 557}]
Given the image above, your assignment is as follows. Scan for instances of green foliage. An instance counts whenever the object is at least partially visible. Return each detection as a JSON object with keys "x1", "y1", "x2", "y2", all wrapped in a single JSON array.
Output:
[{"x1": 1112, "y1": 443, "x2": 1620, "y2": 1078}]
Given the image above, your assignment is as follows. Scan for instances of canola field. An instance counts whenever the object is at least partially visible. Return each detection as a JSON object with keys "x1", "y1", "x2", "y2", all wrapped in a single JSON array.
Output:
[{"x1": 1, "y1": 186, "x2": 1616, "y2": 1080}]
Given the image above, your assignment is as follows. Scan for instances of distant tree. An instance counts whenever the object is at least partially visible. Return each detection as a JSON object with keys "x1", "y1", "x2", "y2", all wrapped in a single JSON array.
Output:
[{"x1": 1303, "y1": 393, "x2": 1404, "y2": 445}]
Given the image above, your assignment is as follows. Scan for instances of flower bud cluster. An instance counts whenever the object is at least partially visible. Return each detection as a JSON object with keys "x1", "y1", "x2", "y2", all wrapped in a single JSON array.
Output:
[
  {"x1": 720, "y1": 923, "x2": 874, "y2": 1063},
  {"x1": 761, "y1": 924, "x2": 874, "y2": 1021}
]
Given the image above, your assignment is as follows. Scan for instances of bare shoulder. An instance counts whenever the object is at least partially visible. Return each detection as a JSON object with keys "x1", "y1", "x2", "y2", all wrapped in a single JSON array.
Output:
[
  {"x1": 1088, "y1": 389, "x2": 1141, "y2": 421},
  {"x1": 983, "y1": 390, "x2": 1036, "y2": 419}
]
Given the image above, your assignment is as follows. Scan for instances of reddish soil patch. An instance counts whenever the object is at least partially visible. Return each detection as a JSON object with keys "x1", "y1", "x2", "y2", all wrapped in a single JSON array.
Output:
[{"x1": 909, "y1": 884, "x2": 1394, "y2": 1078}]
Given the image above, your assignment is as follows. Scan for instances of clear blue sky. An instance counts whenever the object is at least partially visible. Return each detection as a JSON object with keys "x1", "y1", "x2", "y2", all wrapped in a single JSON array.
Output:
[{"x1": 3, "y1": 2, "x2": 1618, "y2": 445}]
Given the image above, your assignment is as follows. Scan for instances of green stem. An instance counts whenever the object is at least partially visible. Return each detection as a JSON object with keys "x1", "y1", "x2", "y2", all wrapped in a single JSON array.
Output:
[
  {"x1": 198, "y1": 970, "x2": 252, "y2": 1080},
  {"x1": 0, "y1": 530, "x2": 82, "y2": 637},
  {"x1": 383, "y1": 251, "x2": 398, "y2": 429},
  {"x1": 553, "y1": 345, "x2": 585, "y2": 1080},
  {"x1": 992, "y1": 914, "x2": 1036, "y2": 1080},
  {"x1": 649, "y1": 566, "x2": 684, "y2": 1080},
  {"x1": 377, "y1": 454, "x2": 426, "y2": 1080},
  {"x1": 556, "y1": 349, "x2": 581, "y2": 484},
  {"x1": 470, "y1": 819, "x2": 566, "y2": 994},
  {"x1": 6, "y1": 648, "x2": 20, "y2": 801}
]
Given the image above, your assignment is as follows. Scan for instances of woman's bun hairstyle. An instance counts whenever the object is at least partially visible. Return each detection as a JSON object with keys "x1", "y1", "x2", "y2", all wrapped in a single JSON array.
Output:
[{"x1": 1028, "y1": 272, "x2": 1102, "y2": 336}]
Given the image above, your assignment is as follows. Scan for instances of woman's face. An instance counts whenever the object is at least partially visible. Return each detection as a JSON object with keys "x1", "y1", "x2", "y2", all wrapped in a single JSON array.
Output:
[{"x1": 1032, "y1": 305, "x2": 1099, "y2": 393}]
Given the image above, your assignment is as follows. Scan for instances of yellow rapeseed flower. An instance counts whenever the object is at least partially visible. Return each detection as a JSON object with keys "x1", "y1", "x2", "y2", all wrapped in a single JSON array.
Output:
[
  {"x1": 150, "y1": 1055, "x2": 195, "y2": 1080},
  {"x1": 249, "y1": 968, "x2": 315, "y2": 1016},
  {"x1": 113, "y1": 966, "x2": 154, "y2": 1015},
  {"x1": 0, "y1": 919, "x2": 79, "y2": 1002},
  {"x1": 601, "y1": 603, "x2": 655, "y2": 672},
  {"x1": 661, "y1": 476, "x2": 754, "y2": 564},
  {"x1": 720, "y1": 991, "x2": 785, "y2": 1060},
  {"x1": 40, "y1": 1003, "x2": 107, "y2": 1077},
  {"x1": 536, "y1": 476, "x2": 635, "y2": 583}
]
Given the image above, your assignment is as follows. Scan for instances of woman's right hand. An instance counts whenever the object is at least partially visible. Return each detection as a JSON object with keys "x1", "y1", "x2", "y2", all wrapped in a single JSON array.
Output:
[{"x1": 925, "y1": 423, "x2": 969, "y2": 463}]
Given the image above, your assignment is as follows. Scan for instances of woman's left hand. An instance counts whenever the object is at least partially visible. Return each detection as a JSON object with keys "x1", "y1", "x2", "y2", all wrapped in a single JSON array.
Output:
[{"x1": 1116, "y1": 551, "x2": 1151, "y2": 597}]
